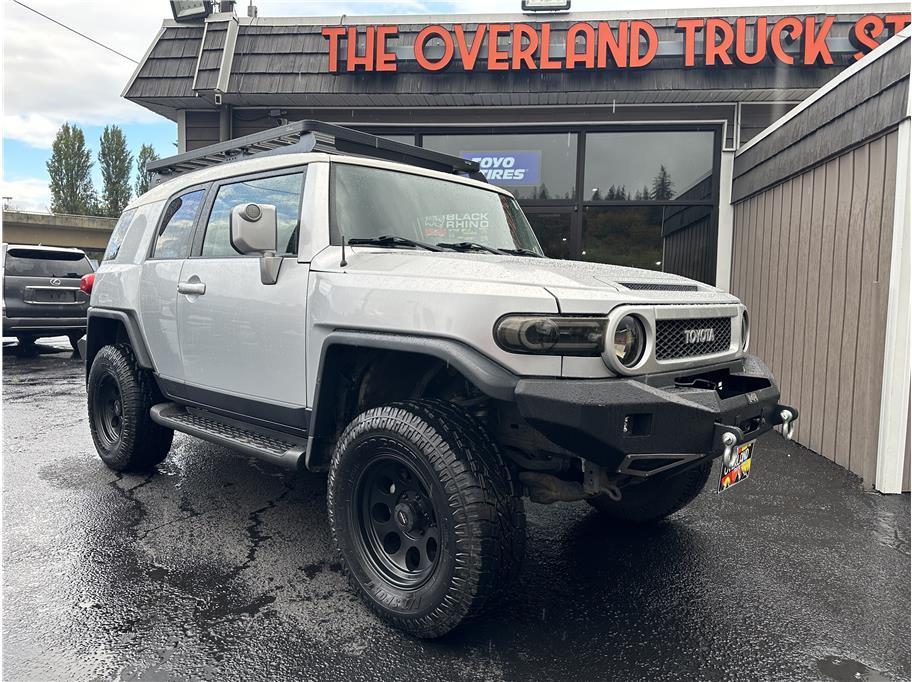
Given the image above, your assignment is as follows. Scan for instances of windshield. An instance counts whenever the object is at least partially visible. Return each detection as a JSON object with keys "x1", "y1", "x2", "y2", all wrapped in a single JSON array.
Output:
[{"x1": 332, "y1": 163, "x2": 543, "y2": 254}]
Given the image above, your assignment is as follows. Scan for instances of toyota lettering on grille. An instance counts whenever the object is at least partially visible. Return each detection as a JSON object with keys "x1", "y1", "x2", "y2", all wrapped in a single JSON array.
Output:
[{"x1": 683, "y1": 328, "x2": 715, "y2": 344}]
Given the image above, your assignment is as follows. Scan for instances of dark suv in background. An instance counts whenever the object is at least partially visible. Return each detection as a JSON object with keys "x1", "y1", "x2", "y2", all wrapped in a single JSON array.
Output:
[{"x1": 2, "y1": 243, "x2": 93, "y2": 349}]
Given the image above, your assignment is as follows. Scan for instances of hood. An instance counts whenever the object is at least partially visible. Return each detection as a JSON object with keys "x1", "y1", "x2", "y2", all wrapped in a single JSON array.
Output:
[{"x1": 312, "y1": 248, "x2": 740, "y2": 309}]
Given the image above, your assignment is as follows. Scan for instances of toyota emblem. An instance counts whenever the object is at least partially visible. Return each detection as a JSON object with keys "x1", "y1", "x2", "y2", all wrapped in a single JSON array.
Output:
[{"x1": 50, "y1": 278, "x2": 61, "y2": 286}]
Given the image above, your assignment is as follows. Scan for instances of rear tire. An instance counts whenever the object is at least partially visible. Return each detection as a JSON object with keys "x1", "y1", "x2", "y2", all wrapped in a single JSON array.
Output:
[
  {"x1": 327, "y1": 399, "x2": 525, "y2": 638},
  {"x1": 87, "y1": 343, "x2": 172, "y2": 472},
  {"x1": 588, "y1": 461, "x2": 712, "y2": 524},
  {"x1": 16, "y1": 335, "x2": 36, "y2": 348},
  {"x1": 68, "y1": 333, "x2": 83, "y2": 351}
]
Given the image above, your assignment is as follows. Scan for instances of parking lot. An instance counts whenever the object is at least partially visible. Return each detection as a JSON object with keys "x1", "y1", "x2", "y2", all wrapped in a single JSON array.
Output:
[{"x1": 2, "y1": 338, "x2": 910, "y2": 681}]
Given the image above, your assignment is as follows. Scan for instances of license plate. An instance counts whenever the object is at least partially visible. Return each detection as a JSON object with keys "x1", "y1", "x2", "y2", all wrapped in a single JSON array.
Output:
[
  {"x1": 28, "y1": 289, "x2": 74, "y2": 303},
  {"x1": 719, "y1": 441, "x2": 754, "y2": 492}
]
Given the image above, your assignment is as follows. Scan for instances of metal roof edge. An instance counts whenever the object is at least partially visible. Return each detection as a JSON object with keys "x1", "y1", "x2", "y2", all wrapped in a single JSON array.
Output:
[
  {"x1": 736, "y1": 24, "x2": 912, "y2": 156},
  {"x1": 157, "y1": 3, "x2": 907, "y2": 28}
]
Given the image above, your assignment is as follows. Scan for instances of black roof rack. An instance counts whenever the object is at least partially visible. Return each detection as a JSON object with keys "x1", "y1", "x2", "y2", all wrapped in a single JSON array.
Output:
[{"x1": 147, "y1": 120, "x2": 484, "y2": 186}]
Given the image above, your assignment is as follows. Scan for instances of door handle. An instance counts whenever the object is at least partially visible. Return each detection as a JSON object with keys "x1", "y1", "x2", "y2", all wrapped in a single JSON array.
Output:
[{"x1": 177, "y1": 281, "x2": 206, "y2": 296}]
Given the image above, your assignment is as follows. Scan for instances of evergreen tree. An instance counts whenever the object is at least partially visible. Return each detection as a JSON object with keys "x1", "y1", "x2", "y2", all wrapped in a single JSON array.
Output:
[
  {"x1": 98, "y1": 125, "x2": 132, "y2": 217},
  {"x1": 46, "y1": 123, "x2": 96, "y2": 215},
  {"x1": 651, "y1": 165, "x2": 674, "y2": 200},
  {"x1": 134, "y1": 144, "x2": 160, "y2": 196},
  {"x1": 591, "y1": 188, "x2": 602, "y2": 200}
]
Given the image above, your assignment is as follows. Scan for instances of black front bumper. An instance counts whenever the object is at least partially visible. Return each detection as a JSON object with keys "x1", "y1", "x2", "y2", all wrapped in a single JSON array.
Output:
[{"x1": 514, "y1": 355, "x2": 796, "y2": 470}]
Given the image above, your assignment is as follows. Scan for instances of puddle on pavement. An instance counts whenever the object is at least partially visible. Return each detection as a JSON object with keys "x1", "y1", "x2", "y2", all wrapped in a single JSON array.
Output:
[{"x1": 817, "y1": 655, "x2": 890, "y2": 682}]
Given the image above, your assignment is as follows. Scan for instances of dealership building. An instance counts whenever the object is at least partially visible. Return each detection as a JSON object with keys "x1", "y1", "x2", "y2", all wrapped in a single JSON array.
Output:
[{"x1": 124, "y1": 4, "x2": 911, "y2": 492}]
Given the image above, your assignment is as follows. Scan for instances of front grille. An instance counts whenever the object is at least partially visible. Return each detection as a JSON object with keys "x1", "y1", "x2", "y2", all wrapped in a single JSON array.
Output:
[
  {"x1": 621, "y1": 282, "x2": 699, "y2": 292},
  {"x1": 655, "y1": 317, "x2": 732, "y2": 360}
]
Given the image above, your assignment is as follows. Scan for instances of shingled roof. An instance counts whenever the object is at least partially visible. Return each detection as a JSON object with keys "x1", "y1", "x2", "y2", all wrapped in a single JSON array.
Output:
[{"x1": 123, "y1": 8, "x2": 898, "y2": 120}]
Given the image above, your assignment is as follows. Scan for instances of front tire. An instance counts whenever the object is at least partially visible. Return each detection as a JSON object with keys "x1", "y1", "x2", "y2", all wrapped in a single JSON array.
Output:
[
  {"x1": 588, "y1": 461, "x2": 712, "y2": 524},
  {"x1": 87, "y1": 343, "x2": 173, "y2": 472},
  {"x1": 328, "y1": 400, "x2": 525, "y2": 638},
  {"x1": 68, "y1": 333, "x2": 83, "y2": 351}
]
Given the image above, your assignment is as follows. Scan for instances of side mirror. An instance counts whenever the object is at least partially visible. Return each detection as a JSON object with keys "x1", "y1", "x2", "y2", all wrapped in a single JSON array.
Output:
[
  {"x1": 230, "y1": 203, "x2": 282, "y2": 285},
  {"x1": 230, "y1": 202, "x2": 277, "y2": 255}
]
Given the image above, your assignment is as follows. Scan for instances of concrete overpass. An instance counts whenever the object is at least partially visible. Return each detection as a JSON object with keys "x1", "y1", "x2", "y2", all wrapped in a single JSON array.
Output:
[{"x1": 2, "y1": 210, "x2": 116, "y2": 253}]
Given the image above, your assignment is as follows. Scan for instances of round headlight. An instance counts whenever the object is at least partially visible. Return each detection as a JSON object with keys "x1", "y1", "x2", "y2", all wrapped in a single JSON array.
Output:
[
  {"x1": 741, "y1": 311, "x2": 750, "y2": 351},
  {"x1": 613, "y1": 315, "x2": 646, "y2": 368}
]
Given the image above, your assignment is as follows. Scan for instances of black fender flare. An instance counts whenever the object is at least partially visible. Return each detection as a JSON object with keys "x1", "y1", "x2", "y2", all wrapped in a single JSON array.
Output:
[
  {"x1": 85, "y1": 308, "x2": 154, "y2": 377},
  {"x1": 305, "y1": 331, "x2": 519, "y2": 469}
]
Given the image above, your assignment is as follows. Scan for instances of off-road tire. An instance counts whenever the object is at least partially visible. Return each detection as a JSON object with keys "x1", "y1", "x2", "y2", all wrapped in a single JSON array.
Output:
[
  {"x1": 68, "y1": 333, "x2": 83, "y2": 351},
  {"x1": 16, "y1": 335, "x2": 36, "y2": 348},
  {"x1": 588, "y1": 460, "x2": 713, "y2": 524},
  {"x1": 327, "y1": 399, "x2": 526, "y2": 638},
  {"x1": 87, "y1": 343, "x2": 173, "y2": 472}
]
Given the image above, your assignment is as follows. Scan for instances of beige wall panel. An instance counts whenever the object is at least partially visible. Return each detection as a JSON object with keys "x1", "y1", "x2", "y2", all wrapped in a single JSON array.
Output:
[{"x1": 731, "y1": 131, "x2": 899, "y2": 487}]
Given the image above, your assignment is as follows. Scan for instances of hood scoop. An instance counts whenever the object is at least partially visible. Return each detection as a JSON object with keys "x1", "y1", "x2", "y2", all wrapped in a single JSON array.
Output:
[{"x1": 619, "y1": 281, "x2": 700, "y2": 292}]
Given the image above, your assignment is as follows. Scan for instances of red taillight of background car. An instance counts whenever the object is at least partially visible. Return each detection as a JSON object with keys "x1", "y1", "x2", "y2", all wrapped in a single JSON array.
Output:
[{"x1": 80, "y1": 273, "x2": 95, "y2": 295}]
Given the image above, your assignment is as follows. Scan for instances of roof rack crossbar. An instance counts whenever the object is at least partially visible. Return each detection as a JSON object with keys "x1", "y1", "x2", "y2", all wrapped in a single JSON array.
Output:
[{"x1": 147, "y1": 120, "x2": 483, "y2": 186}]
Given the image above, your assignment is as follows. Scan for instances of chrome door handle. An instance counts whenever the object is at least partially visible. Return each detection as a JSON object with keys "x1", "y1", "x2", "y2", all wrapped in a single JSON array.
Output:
[{"x1": 177, "y1": 281, "x2": 206, "y2": 295}]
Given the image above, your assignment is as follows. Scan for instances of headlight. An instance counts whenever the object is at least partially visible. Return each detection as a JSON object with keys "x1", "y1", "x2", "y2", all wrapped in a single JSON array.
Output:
[
  {"x1": 494, "y1": 315, "x2": 606, "y2": 355},
  {"x1": 741, "y1": 310, "x2": 750, "y2": 351},
  {"x1": 612, "y1": 314, "x2": 646, "y2": 368}
]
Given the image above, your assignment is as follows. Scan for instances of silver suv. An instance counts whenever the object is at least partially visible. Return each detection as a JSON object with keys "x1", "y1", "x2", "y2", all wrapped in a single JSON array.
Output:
[{"x1": 83, "y1": 121, "x2": 796, "y2": 638}]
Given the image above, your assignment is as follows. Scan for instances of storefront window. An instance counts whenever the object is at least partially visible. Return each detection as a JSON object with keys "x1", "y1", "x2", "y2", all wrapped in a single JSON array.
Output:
[
  {"x1": 526, "y1": 213, "x2": 572, "y2": 259},
  {"x1": 584, "y1": 132, "x2": 714, "y2": 201},
  {"x1": 582, "y1": 204, "x2": 712, "y2": 272},
  {"x1": 423, "y1": 133, "x2": 577, "y2": 201}
]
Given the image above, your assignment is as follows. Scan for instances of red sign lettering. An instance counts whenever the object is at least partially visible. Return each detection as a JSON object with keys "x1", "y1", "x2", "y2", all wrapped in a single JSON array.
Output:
[{"x1": 322, "y1": 14, "x2": 911, "y2": 73}]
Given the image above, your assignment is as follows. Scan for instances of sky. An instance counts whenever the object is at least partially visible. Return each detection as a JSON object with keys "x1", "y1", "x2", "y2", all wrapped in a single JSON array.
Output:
[{"x1": 2, "y1": 0, "x2": 870, "y2": 212}]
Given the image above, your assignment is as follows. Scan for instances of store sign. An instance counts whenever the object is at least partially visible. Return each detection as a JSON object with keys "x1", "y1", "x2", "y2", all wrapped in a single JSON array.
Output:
[
  {"x1": 460, "y1": 151, "x2": 541, "y2": 185},
  {"x1": 321, "y1": 14, "x2": 910, "y2": 72}
]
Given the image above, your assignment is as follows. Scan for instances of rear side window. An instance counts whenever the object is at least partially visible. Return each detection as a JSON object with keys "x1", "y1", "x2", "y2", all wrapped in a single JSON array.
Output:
[
  {"x1": 103, "y1": 208, "x2": 137, "y2": 261},
  {"x1": 201, "y1": 171, "x2": 305, "y2": 258},
  {"x1": 153, "y1": 189, "x2": 205, "y2": 259},
  {"x1": 4, "y1": 249, "x2": 93, "y2": 278}
]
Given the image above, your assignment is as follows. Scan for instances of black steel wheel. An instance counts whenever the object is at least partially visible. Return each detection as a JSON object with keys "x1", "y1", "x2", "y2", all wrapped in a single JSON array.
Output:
[
  {"x1": 356, "y1": 454, "x2": 441, "y2": 589},
  {"x1": 87, "y1": 344, "x2": 173, "y2": 472},
  {"x1": 92, "y1": 375, "x2": 124, "y2": 450},
  {"x1": 328, "y1": 400, "x2": 525, "y2": 638}
]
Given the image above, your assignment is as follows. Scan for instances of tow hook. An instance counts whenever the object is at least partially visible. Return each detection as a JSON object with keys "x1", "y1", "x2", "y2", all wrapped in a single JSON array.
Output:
[
  {"x1": 720, "y1": 431, "x2": 737, "y2": 469},
  {"x1": 779, "y1": 408, "x2": 796, "y2": 440}
]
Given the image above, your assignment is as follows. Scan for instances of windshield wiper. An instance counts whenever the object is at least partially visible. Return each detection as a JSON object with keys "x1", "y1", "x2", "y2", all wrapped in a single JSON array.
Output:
[
  {"x1": 436, "y1": 241, "x2": 508, "y2": 255},
  {"x1": 499, "y1": 248, "x2": 545, "y2": 258},
  {"x1": 348, "y1": 235, "x2": 444, "y2": 252}
]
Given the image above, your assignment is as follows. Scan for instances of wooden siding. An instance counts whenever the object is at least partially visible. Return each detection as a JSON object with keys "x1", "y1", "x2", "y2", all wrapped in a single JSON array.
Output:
[
  {"x1": 185, "y1": 110, "x2": 221, "y2": 151},
  {"x1": 732, "y1": 40, "x2": 910, "y2": 201},
  {"x1": 731, "y1": 130, "x2": 899, "y2": 486}
]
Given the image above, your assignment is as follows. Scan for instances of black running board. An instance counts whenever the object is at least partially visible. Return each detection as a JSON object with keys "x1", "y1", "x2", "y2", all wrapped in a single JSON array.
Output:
[{"x1": 150, "y1": 402, "x2": 306, "y2": 470}]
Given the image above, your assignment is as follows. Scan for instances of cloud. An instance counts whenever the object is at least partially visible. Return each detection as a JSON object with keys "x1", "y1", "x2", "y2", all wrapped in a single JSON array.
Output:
[
  {"x1": 1, "y1": 177, "x2": 53, "y2": 213},
  {"x1": 3, "y1": 1, "x2": 165, "y2": 148}
]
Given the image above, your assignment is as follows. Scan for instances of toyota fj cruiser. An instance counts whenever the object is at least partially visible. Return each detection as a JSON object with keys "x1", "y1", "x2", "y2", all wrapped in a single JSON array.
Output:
[{"x1": 83, "y1": 121, "x2": 797, "y2": 638}]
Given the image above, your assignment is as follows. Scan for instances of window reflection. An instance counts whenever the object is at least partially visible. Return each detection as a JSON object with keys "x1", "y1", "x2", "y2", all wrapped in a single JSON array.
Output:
[
  {"x1": 582, "y1": 205, "x2": 713, "y2": 275},
  {"x1": 423, "y1": 133, "x2": 577, "y2": 201},
  {"x1": 526, "y1": 213, "x2": 572, "y2": 259},
  {"x1": 584, "y1": 132, "x2": 714, "y2": 202}
]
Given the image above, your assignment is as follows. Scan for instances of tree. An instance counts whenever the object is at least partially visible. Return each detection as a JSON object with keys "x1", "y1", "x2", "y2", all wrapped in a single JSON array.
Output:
[
  {"x1": 651, "y1": 165, "x2": 674, "y2": 201},
  {"x1": 134, "y1": 144, "x2": 160, "y2": 196},
  {"x1": 46, "y1": 123, "x2": 96, "y2": 215},
  {"x1": 98, "y1": 125, "x2": 132, "y2": 217}
]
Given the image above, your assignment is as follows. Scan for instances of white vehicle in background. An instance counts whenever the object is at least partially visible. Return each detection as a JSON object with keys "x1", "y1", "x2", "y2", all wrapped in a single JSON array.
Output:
[{"x1": 82, "y1": 121, "x2": 796, "y2": 638}]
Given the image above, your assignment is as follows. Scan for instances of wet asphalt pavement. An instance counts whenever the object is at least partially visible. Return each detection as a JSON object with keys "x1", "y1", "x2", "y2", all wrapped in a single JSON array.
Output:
[{"x1": 2, "y1": 338, "x2": 910, "y2": 681}]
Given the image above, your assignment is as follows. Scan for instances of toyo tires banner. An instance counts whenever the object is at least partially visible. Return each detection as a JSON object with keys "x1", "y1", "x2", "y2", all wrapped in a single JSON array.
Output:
[{"x1": 459, "y1": 151, "x2": 542, "y2": 185}]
